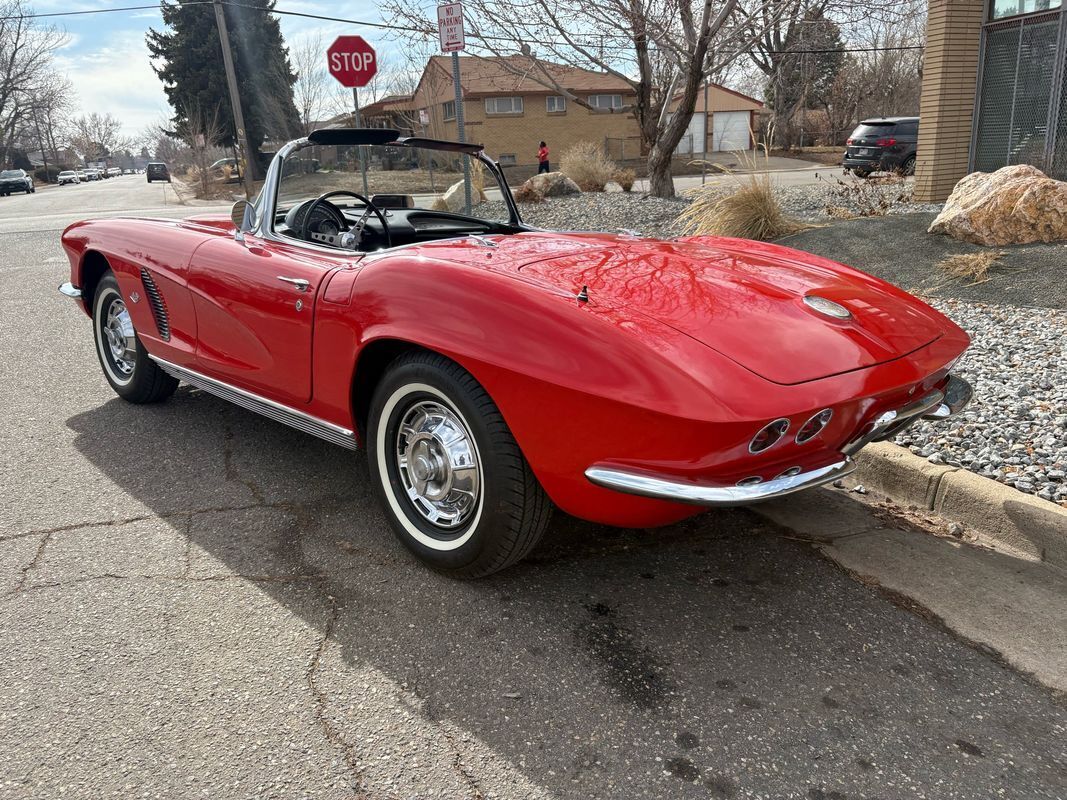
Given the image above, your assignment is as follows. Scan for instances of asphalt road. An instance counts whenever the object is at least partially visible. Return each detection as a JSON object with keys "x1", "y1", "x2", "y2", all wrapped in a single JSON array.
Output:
[{"x1": 1, "y1": 186, "x2": 1065, "y2": 799}]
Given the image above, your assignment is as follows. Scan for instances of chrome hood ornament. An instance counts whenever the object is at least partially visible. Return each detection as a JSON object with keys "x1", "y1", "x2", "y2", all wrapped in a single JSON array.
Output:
[{"x1": 803, "y1": 295, "x2": 852, "y2": 320}]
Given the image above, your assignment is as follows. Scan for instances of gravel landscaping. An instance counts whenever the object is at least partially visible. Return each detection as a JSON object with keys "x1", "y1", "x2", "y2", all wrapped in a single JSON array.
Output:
[
  {"x1": 894, "y1": 299, "x2": 1066, "y2": 506},
  {"x1": 496, "y1": 190, "x2": 1065, "y2": 507}
]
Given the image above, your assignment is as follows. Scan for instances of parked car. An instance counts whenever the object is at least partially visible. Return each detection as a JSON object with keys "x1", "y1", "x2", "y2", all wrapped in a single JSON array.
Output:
[
  {"x1": 0, "y1": 169, "x2": 35, "y2": 195},
  {"x1": 123, "y1": 169, "x2": 133, "y2": 175},
  {"x1": 75, "y1": 170, "x2": 88, "y2": 181},
  {"x1": 107, "y1": 167, "x2": 121, "y2": 178},
  {"x1": 843, "y1": 117, "x2": 919, "y2": 178},
  {"x1": 59, "y1": 128, "x2": 972, "y2": 578},
  {"x1": 146, "y1": 162, "x2": 171, "y2": 183},
  {"x1": 84, "y1": 169, "x2": 101, "y2": 181},
  {"x1": 58, "y1": 170, "x2": 80, "y2": 185}
]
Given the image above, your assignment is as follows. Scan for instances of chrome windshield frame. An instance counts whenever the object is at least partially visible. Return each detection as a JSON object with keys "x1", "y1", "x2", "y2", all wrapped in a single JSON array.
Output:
[{"x1": 252, "y1": 136, "x2": 523, "y2": 251}]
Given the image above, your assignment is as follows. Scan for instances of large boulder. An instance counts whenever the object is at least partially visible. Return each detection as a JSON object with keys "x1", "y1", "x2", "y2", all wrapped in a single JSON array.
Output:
[
  {"x1": 928, "y1": 165, "x2": 1067, "y2": 246},
  {"x1": 525, "y1": 171, "x2": 581, "y2": 198},
  {"x1": 439, "y1": 178, "x2": 487, "y2": 212}
]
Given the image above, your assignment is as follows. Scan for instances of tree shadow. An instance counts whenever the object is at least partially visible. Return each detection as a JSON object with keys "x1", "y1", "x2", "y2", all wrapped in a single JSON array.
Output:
[{"x1": 65, "y1": 389, "x2": 1066, "y2": 798}]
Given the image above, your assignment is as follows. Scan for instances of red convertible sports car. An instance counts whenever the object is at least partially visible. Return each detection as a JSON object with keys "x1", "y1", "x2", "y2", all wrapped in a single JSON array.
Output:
[{"x1": 60, "y1": 129, "x2": 972, "y2": 577}]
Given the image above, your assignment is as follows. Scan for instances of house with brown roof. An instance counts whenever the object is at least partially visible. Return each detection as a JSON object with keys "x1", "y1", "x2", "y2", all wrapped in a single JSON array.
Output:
[{"x1": 359, "y1": 56, "x2": 765, "y2": 168}]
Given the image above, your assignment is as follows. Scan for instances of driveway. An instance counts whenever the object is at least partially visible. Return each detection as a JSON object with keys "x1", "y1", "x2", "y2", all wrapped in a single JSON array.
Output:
[{"x1": 1, "y1": 185, "x2": 1065, "y2": 798}]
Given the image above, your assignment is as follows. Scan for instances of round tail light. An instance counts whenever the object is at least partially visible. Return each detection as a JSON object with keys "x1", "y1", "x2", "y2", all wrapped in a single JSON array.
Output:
[
  {"x1": 795, "y1": 409, "x2": 833, "y2": 444},
  {"x1": 749, "y1": 419, "x2": 790, "y2": 454}
]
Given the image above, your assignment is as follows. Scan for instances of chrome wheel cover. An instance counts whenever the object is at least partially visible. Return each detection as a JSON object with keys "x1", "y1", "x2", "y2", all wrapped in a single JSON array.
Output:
[
  {"x1": 102, "y1": 296, "x2": 137, "y2": 377},
  {"x1": 394, "y1": 400, "x2": 481, "y2": 530}
]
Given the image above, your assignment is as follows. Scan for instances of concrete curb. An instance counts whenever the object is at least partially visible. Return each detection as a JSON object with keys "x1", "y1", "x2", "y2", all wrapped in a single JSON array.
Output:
[{"x1": 851, "y1": 442, "x2": 1067, "y2": 569}]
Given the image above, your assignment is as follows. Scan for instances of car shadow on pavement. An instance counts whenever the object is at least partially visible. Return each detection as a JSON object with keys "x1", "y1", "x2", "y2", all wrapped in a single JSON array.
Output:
[{"x1": 65, "y1": 388, "x2": 1067, "y2": 799}]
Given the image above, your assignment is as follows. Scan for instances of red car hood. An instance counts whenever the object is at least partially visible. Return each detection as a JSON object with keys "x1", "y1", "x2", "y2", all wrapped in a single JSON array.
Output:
[{"x1": 496, "y1": 233, "x2": 947, "y2": 385}]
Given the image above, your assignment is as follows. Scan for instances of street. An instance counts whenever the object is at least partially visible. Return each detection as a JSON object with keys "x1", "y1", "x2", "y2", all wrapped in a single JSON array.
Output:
[{"x1": 1, "y1": 184, "x2": 1065, "y2": 799}]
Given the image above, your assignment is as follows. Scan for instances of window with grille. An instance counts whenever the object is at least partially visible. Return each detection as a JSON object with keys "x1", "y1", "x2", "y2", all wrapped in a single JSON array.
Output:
[
  {"x1": 546, "y1": 96, "x2": 566, "y2": 113},
  {"x1": 443, "y1": 101, "x2": 456, "y2": 121},
  {"x1": 973, "y1": 12, "x2": 1062, "y2": 175},
  {"x1": 588, "y1": 94, "x2": 623, "y2": 109},
  {"x1": 991, "y1": 0, "x2": 1061, "y2": 20},
  {"x1": 485, "y1": 97, "x2": 523, "y2": 114}
]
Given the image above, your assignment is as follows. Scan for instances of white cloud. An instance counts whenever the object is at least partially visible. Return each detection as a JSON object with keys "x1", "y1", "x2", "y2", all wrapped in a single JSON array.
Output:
[{"x1": 55, "y1": 32, "x2": 170, "y2": 138}]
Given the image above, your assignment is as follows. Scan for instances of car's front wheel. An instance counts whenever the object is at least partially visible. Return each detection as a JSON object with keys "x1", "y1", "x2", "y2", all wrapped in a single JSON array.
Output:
[
  {"x1": 367, "y1": 352, "x2": 552, "y2": 578},
  {"x1": 92, "y1": 272, "x2": 178, "y2": 403}
]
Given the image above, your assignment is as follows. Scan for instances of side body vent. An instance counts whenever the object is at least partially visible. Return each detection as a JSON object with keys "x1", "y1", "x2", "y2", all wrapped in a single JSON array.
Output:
[{"x1": 139, "y1": 267, "x2": 171, "y2": 341}]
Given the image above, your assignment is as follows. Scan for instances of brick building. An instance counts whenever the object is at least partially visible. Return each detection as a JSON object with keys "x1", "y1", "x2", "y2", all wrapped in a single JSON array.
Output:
[
  {"x1": 916, "y1": 0, "x2": 1066, "y2": 200},
  {"x1": 360, "y1": 56, "x2": 763, "y2": 168}
]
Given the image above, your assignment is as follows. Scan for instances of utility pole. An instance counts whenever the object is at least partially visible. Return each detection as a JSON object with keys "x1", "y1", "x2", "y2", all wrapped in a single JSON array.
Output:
[
  {"x1": 212, "y1": 0, "x2": 256, "y2": 198},
  {"x1": 450, "y1": 51, "x2": 471, "y2": 214}
]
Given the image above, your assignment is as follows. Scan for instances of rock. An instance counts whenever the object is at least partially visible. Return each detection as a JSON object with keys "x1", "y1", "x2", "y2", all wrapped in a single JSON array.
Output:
[
  {"x1": 512, "y1": 171, "x2": 581, "y2": 204},
  {"x1": 928, "y1": 165, "x2": 1067, "y2": 246},
  {"x1": 948, "y1": 522, "x2": 965, "y2": 537},
  {"x1": 439, "y1": 179, "x2": 487, "y2": 213}
]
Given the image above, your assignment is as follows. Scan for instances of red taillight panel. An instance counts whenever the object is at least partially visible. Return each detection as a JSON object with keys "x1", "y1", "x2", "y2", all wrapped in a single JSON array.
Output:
[{"x1": 876, "y1": 138, "x2": 897, "y2": 147}]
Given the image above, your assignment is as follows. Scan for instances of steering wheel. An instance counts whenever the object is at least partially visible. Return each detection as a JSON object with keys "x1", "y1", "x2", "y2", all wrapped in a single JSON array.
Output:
[{"x1": 300, "y1": 190, "x2": 392, "y2": 250}]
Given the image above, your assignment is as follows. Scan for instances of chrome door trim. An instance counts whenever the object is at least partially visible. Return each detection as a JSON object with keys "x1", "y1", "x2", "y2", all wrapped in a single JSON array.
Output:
[{"x1": 149, "y1": 355, "x2": 357, "y2": 450}]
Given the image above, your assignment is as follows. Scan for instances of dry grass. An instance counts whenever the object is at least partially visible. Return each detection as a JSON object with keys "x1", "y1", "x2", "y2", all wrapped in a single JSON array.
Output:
[
  {"x1": 560, "y1": 141, "x2": 617, "y2": 192},
  {"x1": 937, "y1": 251, "x2": 1006, "y2": 285},
  {"x1": 512, "y1": 182, "x2": 544, "y2": 203},
  {"x1": 678, "y1": 150, "x2": 807, "y2": 241}
]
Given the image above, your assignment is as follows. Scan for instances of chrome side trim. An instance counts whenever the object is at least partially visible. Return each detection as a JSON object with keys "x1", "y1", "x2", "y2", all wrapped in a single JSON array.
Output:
[
  {"x1": 149, "y1": 356, "x2": 357, "y2": 451},
  {"x1": 59, "y1": 282, "x2": 82, "y2": 298},
  {"x1": 585, "y1": 458, "x2": 855, "y2": 507}
]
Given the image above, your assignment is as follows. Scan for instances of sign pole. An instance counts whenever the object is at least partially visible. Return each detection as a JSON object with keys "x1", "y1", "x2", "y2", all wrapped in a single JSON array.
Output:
[
  {"x1": 352, "y1": 87, "x2": 369, "y2": 197},
  {"x1": 212, "y1": 0, "x2": 256, "y2": 197},
  {"x1": 450, "y1": 52, "x2": 471, "y2": 215}
]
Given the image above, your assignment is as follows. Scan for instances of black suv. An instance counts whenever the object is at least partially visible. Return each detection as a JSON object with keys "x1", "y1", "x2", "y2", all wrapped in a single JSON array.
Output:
[
  {"x1": 146, "y1": 162, "x2": 171, "y2": 183},
  {"x1": 842, "y1": 117, "x2": 918, "y2": 178}
]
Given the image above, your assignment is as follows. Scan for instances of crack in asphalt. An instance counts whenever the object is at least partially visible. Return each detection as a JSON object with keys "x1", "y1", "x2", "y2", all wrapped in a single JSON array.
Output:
[
  {"x1": 305, "y1": 596, "x2": 369, "y2": 796},
  {"x1": 13, "y1": 532, "x2": 53, "y2": 593},
  {"x1": 409, "y1": 668, "x2": 486, "y2": 800},
  {"x1": 224, "y1": 426, "x2": 266, "y2": 505},
  {"x1": 3, "y1": 570, "x2": 327, "y2": 599}
]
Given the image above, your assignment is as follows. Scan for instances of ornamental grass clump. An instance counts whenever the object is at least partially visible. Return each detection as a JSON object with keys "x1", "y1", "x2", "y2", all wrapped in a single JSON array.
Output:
[
  {"x1": 678, "y1": 147, "x2": 806, "y2": 241},
  {"x1": 560, "y1": 141, "x2": 617, "y2": 192},
  {"x1": 614, "y1": 168, "x2": 636, "y2": 192},
  {"x1": 937, "y1": 250, "x2": 1006, "y2": 285}
]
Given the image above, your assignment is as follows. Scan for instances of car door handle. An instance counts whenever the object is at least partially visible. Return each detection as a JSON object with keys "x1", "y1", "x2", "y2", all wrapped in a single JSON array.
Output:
[{"x1": 277, "y1": 276, "x2": 309, "y2": 292}]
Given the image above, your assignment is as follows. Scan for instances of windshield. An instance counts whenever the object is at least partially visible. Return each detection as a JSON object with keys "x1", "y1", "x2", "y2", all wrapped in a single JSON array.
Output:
[
  {"x1": 273, "y1": 142, "x2": 514, "y2": 229},
  {"x1": 0, "y1": 171, "x2": 22, "y2": 178}
]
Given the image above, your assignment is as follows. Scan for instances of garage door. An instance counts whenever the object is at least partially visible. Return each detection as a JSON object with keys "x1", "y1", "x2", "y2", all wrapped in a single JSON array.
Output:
[{"x1": 712, "y1": 111, "x2": 750, "y2": 151}]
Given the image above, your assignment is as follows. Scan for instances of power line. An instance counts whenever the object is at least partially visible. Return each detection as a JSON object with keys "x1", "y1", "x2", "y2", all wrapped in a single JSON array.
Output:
[{"x1": 2, "y1": 1, "x2": 926, "y2": 53}]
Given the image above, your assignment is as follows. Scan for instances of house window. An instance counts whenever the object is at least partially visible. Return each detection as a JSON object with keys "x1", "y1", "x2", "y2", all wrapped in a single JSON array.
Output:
[
  {"x1": 499, "y1": 154, "x2": 517, "y2": 165},
  {"x1": 990, "y1": 0, "x2": 1060, "y2": 19},
  {"x1": 546, "y1": 95, "x2": 566, "y2": 113},
  {"x1": 485, "y1": 96, "x2": 524, "y2": 114},
  {"x1": 588, "y1": 94, "x2": 623, "y2": 110},
  {"x1": 443, "y1": 100, "x2": 456, "y2": 121}
]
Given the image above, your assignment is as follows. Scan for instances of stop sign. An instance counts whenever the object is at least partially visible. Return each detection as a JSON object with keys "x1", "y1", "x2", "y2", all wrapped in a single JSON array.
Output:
[{"x1": 327, "y1": 36, "x2": 377, "y2": 88}]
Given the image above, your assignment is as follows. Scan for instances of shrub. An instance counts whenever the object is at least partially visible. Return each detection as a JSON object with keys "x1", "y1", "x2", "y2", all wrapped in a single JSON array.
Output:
[
  {"x1": 33, "y1": 165, "x2": 63, "y2": 183},
  {"x1": 560, "y1": 141, "x2": 616, "y2": 192},
  {"x1": 614, "y1": 168, "x2": 636, "y2": 192},
  {"x1": 819, "y1": 172, "x2": 911, "y2": 217},
  {"x1": 678, "y1": 170, "x2": 805, "y2": 241}
]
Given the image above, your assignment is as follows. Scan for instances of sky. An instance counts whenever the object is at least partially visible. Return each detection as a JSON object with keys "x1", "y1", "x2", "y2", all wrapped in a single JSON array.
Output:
[{"x1": 39, "y1": 0, "x2": 412, "y2": 139}]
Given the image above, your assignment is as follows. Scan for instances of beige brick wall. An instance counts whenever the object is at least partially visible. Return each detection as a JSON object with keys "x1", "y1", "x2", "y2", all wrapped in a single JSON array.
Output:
[
  {"x1": 914, "y1": 0, "x2": 985, "y2": 201},
  {"x1": 414, "y1": 67, "x2": 640, "y2": 166}
]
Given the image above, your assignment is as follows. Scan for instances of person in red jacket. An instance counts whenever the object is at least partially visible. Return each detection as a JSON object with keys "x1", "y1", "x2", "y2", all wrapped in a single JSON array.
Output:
[{"x1": 537, "y1": 141, "x2": 550, "y2": 174}]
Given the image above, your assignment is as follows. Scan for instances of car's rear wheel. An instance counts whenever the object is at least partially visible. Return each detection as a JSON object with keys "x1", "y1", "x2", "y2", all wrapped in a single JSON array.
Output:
[
  {"x1": 92, "y1": 272, "x2": 178, "y2": 404},
  {"x1": 898, "y1": 156, "x2": 916, "y2": 176},
  {"x1": 367, "y1": 351, "x2": 552, "y2": 578}
]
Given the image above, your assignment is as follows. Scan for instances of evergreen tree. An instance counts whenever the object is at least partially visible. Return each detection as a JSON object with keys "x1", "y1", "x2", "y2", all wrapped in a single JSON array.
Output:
[{"x1": 147, "y1": 0, "x2": 301, "y2": 163}]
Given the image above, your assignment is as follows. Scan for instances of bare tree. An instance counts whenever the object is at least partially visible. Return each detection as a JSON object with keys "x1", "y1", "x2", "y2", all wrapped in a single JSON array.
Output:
[
  {"x1": 0, "y1": 0, "x2": 68, "y2": 166},
  {"x1": 177, "y1": 102, "x2": 229, "y2": 197},
  {"x1": 66, "y1": 113, "x2": 134, "y2": 163},
  {"x1": 292, "y1": 32, "x2": 334, "y2": 134},
  {"x1": 383, "y1": 0, "x2": 790, "y2": 197}
]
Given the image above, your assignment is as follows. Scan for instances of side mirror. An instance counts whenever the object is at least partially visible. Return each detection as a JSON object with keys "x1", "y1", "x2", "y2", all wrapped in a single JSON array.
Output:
[{"x1": 230, "y1": 200, "x2": 258, "y2": 242}]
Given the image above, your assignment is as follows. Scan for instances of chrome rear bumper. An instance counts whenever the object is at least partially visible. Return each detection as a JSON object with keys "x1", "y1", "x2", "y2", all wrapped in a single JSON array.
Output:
[
  {"x1": 585, "y1": 375, "x2": 972, "y2": 508},
  {"x1": 585, "y1": 458, "x2": 856, "y2": 507}
]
